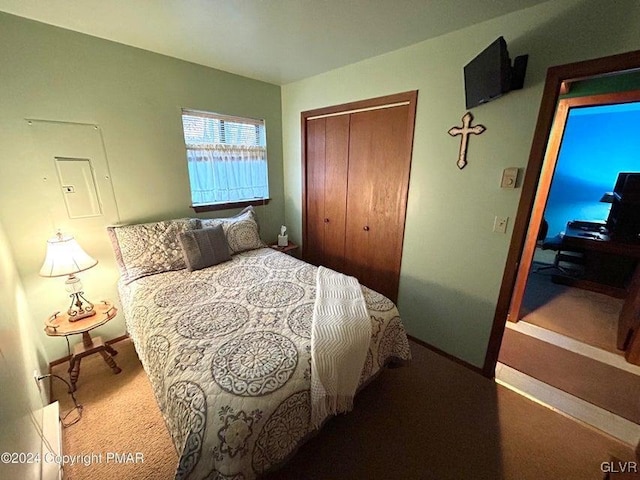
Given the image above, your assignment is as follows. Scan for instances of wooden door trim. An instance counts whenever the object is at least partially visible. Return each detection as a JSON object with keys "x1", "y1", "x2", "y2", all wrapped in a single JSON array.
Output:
[
  {"x1": 506, "y1": 99, "x2": 569, "y2": 323},
  {"x1": 301, "y1": 91, "x2": 418, "y2": 122},
  {"x1": 301, "y1": 112, "x2": 309, "y2": 255},
  {"x1": 483, "y1": 49, "x2": 640, "y2": 378},
  {"x1": 306, "y1": 101, "x2": 411, "y2": 120},
  {"x1": 301, "y1": 90, "x2": 418, "y2": 258},
  {"x1": 621, "y1": 265, "x2": 640, "y2": 360}
]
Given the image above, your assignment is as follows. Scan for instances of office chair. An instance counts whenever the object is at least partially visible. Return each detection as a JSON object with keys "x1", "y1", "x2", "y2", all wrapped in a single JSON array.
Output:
[{"x1": 534, "y1": 219, "x2": 584, "y2": 275}]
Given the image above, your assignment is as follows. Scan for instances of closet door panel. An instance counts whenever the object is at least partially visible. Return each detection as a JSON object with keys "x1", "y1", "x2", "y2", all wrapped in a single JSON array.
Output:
[
  {"x1": 322, "y1": 115, "x2": 350, "y2": 271},
  {"x1": 345, "y1": 105, "x2": 413, "y2": 301},
  {"x1": 343, "y1": 112, "x2": 373, "y2": 284},
  {"x1": 367, "y1": 105, "x2": 413, "y2": 300},
  {"x1": 305, "y1": 118, "x2": 326, "y2": 266}
]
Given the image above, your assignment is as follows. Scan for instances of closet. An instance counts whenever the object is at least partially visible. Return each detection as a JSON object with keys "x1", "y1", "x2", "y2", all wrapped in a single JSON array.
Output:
[{"x1": 302, "y1": 91, "x2": 418, "y2": 302}]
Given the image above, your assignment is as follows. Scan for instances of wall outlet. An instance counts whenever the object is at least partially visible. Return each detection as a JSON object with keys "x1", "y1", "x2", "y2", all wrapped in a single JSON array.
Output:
[
  {"x1": 33, "y1": 369, "x2": 42, "y2": 389},
  {"x1": 493, "y1": 216, "x2": 509, "y2": 233}
]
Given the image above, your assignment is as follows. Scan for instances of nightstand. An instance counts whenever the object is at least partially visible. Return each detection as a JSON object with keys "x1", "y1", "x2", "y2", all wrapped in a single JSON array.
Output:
[
  {"x1": 269, "y1": 241, "x2": 299, "y2": 256},
  {"x1": 44, "y1": 300, "x2": 122, "y2": 392}
]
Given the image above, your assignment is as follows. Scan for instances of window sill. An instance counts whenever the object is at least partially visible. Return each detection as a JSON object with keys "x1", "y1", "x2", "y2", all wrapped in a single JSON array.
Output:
[{"x1": 191, "y1": 198, "x2": 271, "y2": 213}]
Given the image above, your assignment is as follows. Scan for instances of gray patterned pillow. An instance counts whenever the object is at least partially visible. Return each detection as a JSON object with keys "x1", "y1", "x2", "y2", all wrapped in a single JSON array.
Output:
[
  {"x1": 107, "y1": 218, "x2": 198, "y2": 283},
  {"x1": 179, "y1": 225, "x2": 231, "y2": 271},
  {"x1": 200, "y1": 206, "x2": 265, "y2": 254}
]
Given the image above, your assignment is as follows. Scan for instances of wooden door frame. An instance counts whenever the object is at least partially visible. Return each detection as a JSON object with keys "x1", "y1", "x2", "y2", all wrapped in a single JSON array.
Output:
[{"x1": 483, "y1": 49, "x2": 640, "y2": 379}]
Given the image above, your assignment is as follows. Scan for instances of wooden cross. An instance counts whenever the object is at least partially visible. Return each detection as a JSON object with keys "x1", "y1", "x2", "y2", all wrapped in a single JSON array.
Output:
[{"x1": 448, "y1": 112, "x2": 486, "y2": 169}]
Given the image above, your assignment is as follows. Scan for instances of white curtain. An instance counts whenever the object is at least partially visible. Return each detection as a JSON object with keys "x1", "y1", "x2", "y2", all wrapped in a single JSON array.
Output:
[{"x1": 186, "y1": 144, "x2": 268, "y2": 205}]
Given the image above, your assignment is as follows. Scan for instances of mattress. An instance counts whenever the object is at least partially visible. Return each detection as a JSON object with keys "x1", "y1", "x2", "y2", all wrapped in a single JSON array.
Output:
[{"x1": 118, "y1": 247, "x2": 411, "y2": 479}]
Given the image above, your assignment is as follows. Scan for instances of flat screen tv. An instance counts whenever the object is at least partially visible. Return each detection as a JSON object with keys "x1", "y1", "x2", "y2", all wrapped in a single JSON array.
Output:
[{"x1": 464, "y1": 36, "x2": 527, "y2": 109}]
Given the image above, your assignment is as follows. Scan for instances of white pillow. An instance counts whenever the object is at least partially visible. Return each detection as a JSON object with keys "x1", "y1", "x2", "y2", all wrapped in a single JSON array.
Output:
[
  {"x1": 107, "y1": 218, "x2": 198, "y2": 283},
  {"x1": 200, "y1": 206, "x2": 265, "y2": 254}
]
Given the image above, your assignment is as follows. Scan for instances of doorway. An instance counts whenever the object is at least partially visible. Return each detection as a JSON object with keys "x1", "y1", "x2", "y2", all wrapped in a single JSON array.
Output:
[
  {"x1": 485, "y1": 49, "x2": 640, "y2": 377},
  {"x1": 499, "y1": 87, "x2": 640, "y2": 426},
  {"x1": 486, "y1": 49, "x2": 640, "y2": 448},
  {"x1": 517, "y1": 91, "x2": 640, "y2": 354}
]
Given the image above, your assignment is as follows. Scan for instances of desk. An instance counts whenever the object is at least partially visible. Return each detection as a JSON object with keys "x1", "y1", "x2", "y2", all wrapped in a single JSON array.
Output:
[
  {"x1": 553, "y1": 222, "x2": 640, "y2": 362},
  {"x1": 552, "y1": 221, "x2": 640, "y2": 298},
  {"x1": 45, "y1": 301, "x2": 122, "y2": 392}
]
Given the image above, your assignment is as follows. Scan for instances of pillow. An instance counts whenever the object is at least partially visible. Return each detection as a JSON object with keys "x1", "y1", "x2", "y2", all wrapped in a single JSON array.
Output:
[
  {"x1": 107, "y1": 218, "x2": 198, "y2": 283},
  {"x1": 179, "y1": 225, "x2": 231, "y2": 271},
  {"x1": 200, "y1": 206, "x2": 265, "y2": 254}
]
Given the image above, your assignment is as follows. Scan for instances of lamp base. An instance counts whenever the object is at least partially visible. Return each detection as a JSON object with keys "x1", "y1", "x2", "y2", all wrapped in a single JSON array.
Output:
[
  {"x1": 68, "y1": 308, "x2": 96, "y2": 322},
  {"x1": 67, "y1": 292, "x2": 96, "y2": 322}
]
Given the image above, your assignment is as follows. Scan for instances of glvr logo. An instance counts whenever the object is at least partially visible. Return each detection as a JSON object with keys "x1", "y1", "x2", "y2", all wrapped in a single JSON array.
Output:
[{"x1": 601, "y1": 461, "x2": 638, "y2": 473}]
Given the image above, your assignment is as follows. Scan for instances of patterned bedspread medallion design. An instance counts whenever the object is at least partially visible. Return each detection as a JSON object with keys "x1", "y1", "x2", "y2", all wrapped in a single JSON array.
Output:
[
  {"x1": 119, "y1": 248, "x2": 411, "y2": 480},
  {"x1": 212, "y1": 331, "x2": 298, "y2": 396}
]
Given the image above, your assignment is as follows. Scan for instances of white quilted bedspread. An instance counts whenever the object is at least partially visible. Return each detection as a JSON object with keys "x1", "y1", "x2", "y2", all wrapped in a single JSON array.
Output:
[{"x1": 118, "y1": 248, "x2": 411, "y2": 479}]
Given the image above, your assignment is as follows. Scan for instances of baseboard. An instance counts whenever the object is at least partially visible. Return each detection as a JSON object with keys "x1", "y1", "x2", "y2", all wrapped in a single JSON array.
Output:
[
  {"x1": 106, "y1": 334, "x2": 130, "y2": 346},
  {"x1": 407, "y1": 335, "x2": 484, "y2": 376},
  {"x1": 42, "y1": 401, "x2": 62, "y2": 480}
]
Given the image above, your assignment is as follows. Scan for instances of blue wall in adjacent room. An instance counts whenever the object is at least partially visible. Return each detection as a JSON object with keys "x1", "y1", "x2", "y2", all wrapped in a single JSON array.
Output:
[{"x1": 544, "y1": 102, "x2": 640, "y2": 237}]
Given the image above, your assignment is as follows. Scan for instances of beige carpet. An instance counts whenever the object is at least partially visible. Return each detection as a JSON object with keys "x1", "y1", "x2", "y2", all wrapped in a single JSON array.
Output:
[
  {"x1": 53, "y1": 337, "x2": 634, "y2": 480},
  {"x1": 51, "y1": 338, "x2": 178, "y2": 480},
  {"x1": 522, "y1": 265, "x2": 623, "y2": 353}
]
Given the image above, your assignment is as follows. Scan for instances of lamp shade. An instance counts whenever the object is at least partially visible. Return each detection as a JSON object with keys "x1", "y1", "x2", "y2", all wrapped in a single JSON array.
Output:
[
  {"x1": 600, "y1": 192, "x2": 615, "y2": 203},
  {"x1": 39, "y1": 233, "x2": 98, "y2": 278}
]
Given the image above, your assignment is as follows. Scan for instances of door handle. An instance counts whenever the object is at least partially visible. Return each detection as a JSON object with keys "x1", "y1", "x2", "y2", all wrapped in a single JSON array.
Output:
[
  {"x1": 324, "y1": 218, "x2": 330, "y2": 223},
  {"x1": 363, "y1": 226, "x2": 370, "y2": 231}
]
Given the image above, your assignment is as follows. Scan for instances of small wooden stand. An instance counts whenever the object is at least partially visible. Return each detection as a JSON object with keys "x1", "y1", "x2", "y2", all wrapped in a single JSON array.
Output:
[
  {"x1": 45, "y1": 301, "x2": 122, "y2": 392},
  {"x1": 269, "y1": 241, "x2": 299, "y2": 256}
]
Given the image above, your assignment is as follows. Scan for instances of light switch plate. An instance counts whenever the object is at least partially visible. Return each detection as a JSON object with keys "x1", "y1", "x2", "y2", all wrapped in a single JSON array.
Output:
[
  {"x1": 493, "y1": 216, "x2": 509, "y2": 233},
  {"x1": 501, "y1": 167, "x2": 518, "y2": 188}
]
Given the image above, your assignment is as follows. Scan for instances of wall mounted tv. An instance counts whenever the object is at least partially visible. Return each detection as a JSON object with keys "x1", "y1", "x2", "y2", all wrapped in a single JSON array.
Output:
[{"x1": 464, "y1": 36, "x2": 528, "y2": 109}]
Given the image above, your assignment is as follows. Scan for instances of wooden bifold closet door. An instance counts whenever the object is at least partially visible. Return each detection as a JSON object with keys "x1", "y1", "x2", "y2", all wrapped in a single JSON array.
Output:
[
  {"x1": 302, "y1": 91, "x2": 418, "y2": 302},
  {"x1": 304, "y1": 115, "x2": 350, "y2": 272}
]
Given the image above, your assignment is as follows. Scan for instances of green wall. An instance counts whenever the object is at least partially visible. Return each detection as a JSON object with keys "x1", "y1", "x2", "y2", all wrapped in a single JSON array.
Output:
[
  {"x1": 0, "y1": 220, "x2": 49, "y2": 480},
  {"x1": 563, "y1": 70, "x2": 640, "y2": 98},
  {"x1": 282, "y1": 0, "x2": 640, "y2": 367},
  {"x1": 0, "y1": 12, "x2": 284, "y2": 361},
  {"x1": 3, "y1": 0, "x2": 640, "y2": 372}
]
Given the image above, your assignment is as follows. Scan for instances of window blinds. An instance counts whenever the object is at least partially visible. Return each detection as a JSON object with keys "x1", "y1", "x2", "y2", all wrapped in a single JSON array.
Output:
[{"x1": 182, "y1": 109, "x2": 265, "y2": 147}]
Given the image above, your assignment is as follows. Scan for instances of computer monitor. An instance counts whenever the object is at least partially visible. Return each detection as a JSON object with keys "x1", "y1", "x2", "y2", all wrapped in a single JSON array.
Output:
[{"x1": 607, "y1": 172, "x2": 640, "y2": 242}]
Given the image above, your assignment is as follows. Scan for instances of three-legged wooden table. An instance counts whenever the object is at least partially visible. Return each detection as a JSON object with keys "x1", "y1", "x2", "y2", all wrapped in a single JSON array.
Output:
[{"x1": 45, "y1": 301, "x2": 122, "y2": 392}]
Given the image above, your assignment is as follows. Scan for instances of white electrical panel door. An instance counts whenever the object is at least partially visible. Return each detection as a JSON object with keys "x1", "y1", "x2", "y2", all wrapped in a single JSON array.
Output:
[
  {"x1": 26, "y1": 120, "x2": 118, "y2": 230},
  {"x1": 54, "y1": 157, "x2": 102, "y2": 218}
]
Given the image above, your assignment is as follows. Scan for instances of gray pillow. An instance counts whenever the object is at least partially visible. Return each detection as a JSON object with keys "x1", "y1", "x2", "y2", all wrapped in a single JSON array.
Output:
[{"x1": 179, "y1": 225, "x2": 231, "y2": 271}]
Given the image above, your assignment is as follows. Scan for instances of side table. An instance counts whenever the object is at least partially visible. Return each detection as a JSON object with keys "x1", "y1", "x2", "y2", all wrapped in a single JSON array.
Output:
[
  {"x1": 269, "y1": 241, "x2": 299, "y2": 256},
  {"x1": 45, "y1": 300, "x2": 122, "y2": 392}
]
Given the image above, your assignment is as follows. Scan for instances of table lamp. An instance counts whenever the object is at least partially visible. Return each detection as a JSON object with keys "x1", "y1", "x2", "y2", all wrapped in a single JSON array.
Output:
[
  {"x1": 40, "y1": 232, "x2": 98, "y2": 321},
  {"x1": 600, "y1": 192, "x2": 614, "y2": 203}
]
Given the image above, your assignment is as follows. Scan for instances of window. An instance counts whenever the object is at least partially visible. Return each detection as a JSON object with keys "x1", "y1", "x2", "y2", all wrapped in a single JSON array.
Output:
[{"x1": 181, "y1": 109, "x2": 269, "y2": 209}]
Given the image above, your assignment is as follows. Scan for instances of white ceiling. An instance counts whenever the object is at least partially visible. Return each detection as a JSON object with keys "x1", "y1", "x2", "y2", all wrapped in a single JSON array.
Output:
[{"x1": 0, "y1": 0, "x2": 549, "y2": 85}]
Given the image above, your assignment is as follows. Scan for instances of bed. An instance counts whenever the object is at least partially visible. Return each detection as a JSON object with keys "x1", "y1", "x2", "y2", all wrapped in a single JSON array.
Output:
[{"x1": 108, "y1": 210, "x2": 411, "y2": 479}]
